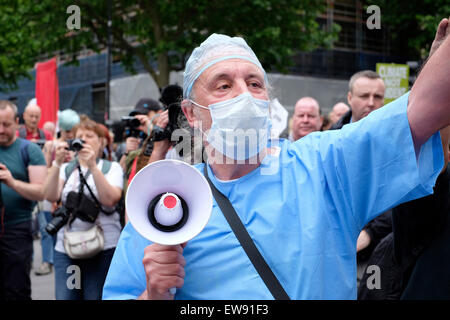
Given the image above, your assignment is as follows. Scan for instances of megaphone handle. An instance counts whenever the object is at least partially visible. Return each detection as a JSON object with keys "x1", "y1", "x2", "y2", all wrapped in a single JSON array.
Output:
[{"x1": 170, "y1": 287, "x2": 177, "y2": 296}]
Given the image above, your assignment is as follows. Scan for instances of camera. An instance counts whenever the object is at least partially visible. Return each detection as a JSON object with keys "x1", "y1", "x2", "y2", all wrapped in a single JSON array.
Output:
[
  {"x1": 45, "y1": 206, "x2": 71, "y2": 235},
  {"x1": 66, "y1": 138, "x2": 85, "y2": 152},
  {"x1": 121, "y1": 116, "x2": 142, "y2": 138},
  {"x1": 152, "y1": 84, "x2": 183, "y2": 142}
]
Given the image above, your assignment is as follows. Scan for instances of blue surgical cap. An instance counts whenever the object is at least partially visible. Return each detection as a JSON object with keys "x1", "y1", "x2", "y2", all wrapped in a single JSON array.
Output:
[
  {"x1": 183, "y1": 33, "x2": 267, "y2": 98},
  {"x1": 58, "y1": 109, "x2": 80, "y2": 131}
]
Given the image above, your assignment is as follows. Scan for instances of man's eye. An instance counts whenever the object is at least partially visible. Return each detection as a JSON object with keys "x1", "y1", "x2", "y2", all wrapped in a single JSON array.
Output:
[
  {"x1": 218, "y1": 84, "x2": 230, "y2": 90},
  {"x1": 249, "y1": 82, "x2": 262, "y2": 88}
]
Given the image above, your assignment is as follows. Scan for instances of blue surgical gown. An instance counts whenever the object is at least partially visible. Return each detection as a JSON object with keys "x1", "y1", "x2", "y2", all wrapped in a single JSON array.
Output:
[{"x1": 103, "y1": 93, "x2": 444, "y2": 300}]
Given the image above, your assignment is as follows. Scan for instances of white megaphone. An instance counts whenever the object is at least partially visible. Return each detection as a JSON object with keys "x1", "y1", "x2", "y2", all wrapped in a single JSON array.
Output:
[{"x1": 126, "y1": 159, "x2": 213, "y2": 246}]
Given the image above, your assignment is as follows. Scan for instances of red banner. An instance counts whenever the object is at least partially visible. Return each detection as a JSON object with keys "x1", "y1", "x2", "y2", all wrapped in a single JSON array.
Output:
[{"x1": 36, "y1": 58, "x2": 59, "y2": 128}]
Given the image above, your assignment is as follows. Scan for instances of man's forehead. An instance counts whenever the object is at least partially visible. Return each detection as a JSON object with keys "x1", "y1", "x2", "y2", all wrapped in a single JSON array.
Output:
[
  {"x1": 24, "y1": 105, "x2": 41, "y2": 114},
  {"x1": 0, "y1": 107, "x2": 17, "y2": 122},
  {"x1": 295, "y1": 99, "x2": 320, "y2": 113},
  {"x1": 295, "y1": 105, "x2": 320, "y2": 115},
  {"x1": 333, "y1": 103, "x2": 349, "y2": 112},
  {"x1": 352, "y1": 77, "x2": 385, "y2": 91},
  {"x1": 199, "y1": 59, "x2": 265, "y2": 81}
]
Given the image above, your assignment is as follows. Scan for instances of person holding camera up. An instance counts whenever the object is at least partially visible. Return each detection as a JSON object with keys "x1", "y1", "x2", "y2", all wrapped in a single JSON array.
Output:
[
  {"x1": 0, "y1": 100, "x2": 47, "y2": 300},
  {"x1": 43, "y1": 117, "x2": 123, "y2": 300},
  {"x1": 33, "y1": 109, "x2": 81, "y2": 277},
  {"x1": 118, "y1": 98, "x2": 163, "y2": 172}
]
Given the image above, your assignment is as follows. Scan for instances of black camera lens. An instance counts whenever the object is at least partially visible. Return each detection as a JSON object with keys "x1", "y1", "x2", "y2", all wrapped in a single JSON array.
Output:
[
  {"x1": 121, "y1": 116, "x2": 143, "y2": 138},
  {"x1": 45, "y1": 216, "x2": 66, "y2": 235},
  {"x1": 121, "y1": 116, "x2": 141, "y2": 128},
  {"x1": 66, "y1": 138, "x2": 85, "y2": 152},
  {"x1": 71, "y1": 138, "x2": 84, "y2": 151},
  {"x1": 45, "y1": 207, "x2": 70, "y2": 235}
]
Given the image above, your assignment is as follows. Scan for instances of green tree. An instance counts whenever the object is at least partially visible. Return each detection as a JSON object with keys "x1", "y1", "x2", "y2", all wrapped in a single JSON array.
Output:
[
  {"x1": 368, "y1": 0, "x2": 450, "y2": 59},
  {"x1": 0, "y1": 0, "x2": 340, "y2": 91}
]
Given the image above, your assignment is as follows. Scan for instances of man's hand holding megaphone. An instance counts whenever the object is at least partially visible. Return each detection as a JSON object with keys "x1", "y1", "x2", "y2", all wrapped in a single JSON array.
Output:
[
  {"x1": 139, "y1": 242, "x2": 187, "y2": 300},
  {"x1": 126, "y1": 160, "x2": 213, "y2": 300}
]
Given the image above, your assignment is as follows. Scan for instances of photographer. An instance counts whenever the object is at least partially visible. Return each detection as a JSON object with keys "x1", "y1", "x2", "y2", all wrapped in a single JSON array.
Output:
[
  {"x1": 34, "y1": 109, "x2": 80, "y2": 276},
  {"x1": 118, "y1": 98, "x2": 163, "y2": 171},
  {"x1": 124, "y1": 86, "x2": 187, "y2": 189},
  {"x1": 43, "y1": 117, "x2": 123, "y2": 300},
  {"x1": 42, "y1": 109, "x2": 80, "y2": 166}
]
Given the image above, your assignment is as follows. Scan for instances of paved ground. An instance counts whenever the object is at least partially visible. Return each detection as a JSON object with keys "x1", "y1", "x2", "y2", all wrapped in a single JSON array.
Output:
[{"x1": 31, "y1": 238, "x2": 55, "y2": 300}]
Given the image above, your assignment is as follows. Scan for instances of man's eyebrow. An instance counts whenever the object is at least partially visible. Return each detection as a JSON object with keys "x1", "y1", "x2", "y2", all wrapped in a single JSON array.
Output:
[
  {"x1": 246, "y1": 72, "x2": 264, "y2": 79},
  {"x1": 210, "y1": 73, "x2": 232, "y2": 82},
  {"x1": 207, "y1": 70, "x2": 264, "y2": 85}
]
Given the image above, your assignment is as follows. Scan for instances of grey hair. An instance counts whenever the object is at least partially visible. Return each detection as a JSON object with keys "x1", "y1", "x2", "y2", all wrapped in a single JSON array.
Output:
[
  {"x1": 0, "y1": 100, "x2": 18, "y2": 117},
  {"x1": 348, "y1": 70, "x2": 382, "y2": 93}
]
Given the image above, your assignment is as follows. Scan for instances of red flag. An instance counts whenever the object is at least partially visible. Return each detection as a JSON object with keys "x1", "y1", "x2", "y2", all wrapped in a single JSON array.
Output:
[{"x1": 36, "y1": 57, "x2": 59, "y2": 128}]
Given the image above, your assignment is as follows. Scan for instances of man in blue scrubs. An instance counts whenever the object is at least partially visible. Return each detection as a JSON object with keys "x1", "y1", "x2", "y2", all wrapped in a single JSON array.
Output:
[{"x1": 103, "y1": 28, "x2": 450, "y2": 299}]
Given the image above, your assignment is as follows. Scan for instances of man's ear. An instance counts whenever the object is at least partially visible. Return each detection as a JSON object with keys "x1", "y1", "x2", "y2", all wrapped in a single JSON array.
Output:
[
  {"x1": 347, "y1": 91, "x2": 352, "y2": 106},
  {"x1": 181, "y1": 99, "x2": 196, "y2": 128}
]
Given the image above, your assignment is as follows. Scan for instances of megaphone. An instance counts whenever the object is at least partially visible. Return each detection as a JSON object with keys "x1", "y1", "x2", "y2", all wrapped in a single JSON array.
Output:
[{"x1": 126, "y1": 159, "x2": 213, "y2": 246}]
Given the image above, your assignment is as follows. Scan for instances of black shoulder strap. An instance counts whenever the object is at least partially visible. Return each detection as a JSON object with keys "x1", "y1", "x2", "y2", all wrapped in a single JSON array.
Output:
[
  {"x1": 18, "y1": 126, "x2": 27, "y2": 138},
  {"x1": 203, "y1": 165, "x2": 290, "y2": 300},
  {"x1": 19, "y1": 138, "x2": 31, "y2": 168},
  {"x1": 77, "y1": 162, "x2": 115, "y2": 216},
  {"x1": 38, "y1": 129, "x2": 46, "y2": 140}
]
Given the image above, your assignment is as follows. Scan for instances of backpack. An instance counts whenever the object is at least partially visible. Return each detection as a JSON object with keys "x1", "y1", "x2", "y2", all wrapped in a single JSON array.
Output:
[
  {"x1": 19, "y1": 138, "x2": 31, "y2": 168},
  {"x1": 18, "y1": 126, "x2": 46, "y2": 140}
]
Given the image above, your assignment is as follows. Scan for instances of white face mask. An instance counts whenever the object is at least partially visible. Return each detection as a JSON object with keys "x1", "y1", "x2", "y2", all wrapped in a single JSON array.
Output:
[{"x1": 190, "y1": 92, "x2": 271, "y2": 160}]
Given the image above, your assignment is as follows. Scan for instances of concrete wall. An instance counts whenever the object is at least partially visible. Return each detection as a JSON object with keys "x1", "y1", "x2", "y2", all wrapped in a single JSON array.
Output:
[
  {"x1": 267, "y1": 73, "x2": 349, "y2": 115},
  {"x1": 109, "y1": 71, "x2": 350, "y2": 121},
  {"x1": 109, "y1": 71, "x2": 183, "y2": 120}
]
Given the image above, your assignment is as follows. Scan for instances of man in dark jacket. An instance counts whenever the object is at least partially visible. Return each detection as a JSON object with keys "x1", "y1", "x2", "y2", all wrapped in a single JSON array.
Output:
[
  {"x1": 337, "y1": 17, "x2": 450, "y2": 290},
  {"x1": 358, "y1": 129, "x2": 450, "y2": 299},
  {"x1": 330, "y1": 70, "x2": 385, "y2": 130}
]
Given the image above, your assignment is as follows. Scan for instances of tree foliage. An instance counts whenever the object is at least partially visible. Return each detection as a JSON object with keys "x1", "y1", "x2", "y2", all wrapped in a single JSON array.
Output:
[
  {"x1": 368, "y1": 0, "x2": 450, "y2": 60},
  {"x1": 0, "y1": 0, "x2": 339, "y2": 92}
]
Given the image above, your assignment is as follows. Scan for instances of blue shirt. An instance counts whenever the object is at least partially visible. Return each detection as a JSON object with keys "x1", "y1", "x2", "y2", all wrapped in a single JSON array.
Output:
[{"x1": 103, "y1": 93, "x2": 444, "y2": 300}]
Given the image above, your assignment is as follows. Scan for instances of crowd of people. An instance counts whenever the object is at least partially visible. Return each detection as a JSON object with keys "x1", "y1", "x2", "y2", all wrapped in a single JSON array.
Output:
[
  {"x1": 0, "y1": 17, "x2": 449, "y2": 301},
  {"x1": 0, "y1": 96, "x2": 169, "y2": 300}
]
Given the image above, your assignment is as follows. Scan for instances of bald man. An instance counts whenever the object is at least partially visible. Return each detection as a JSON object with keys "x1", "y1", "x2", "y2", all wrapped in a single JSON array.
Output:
[
  {"x1": 290, "y1": 97, "x2": 323, "y2": 141},
  {"x1": 17, "y1": 102, "x2": 53, "y2": 142},
  {"x1": 329, "y1": 102, "x2": 350, "y2": 125},
  {"x1": 42, "y1": 121, "x2": 55, "y2": 138}
]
